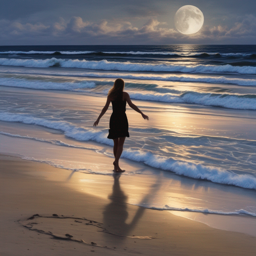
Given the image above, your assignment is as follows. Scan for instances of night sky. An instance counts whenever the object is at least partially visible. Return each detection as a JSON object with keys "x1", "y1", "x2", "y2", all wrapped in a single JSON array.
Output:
[{"x1": 0, "y1": 0, "x2": 255, "y2": 45}]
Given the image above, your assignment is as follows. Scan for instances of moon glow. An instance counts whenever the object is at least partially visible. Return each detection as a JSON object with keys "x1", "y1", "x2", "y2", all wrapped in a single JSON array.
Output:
[{"x1": 175, "y1": 5, "x2": 204, "y2": 35}]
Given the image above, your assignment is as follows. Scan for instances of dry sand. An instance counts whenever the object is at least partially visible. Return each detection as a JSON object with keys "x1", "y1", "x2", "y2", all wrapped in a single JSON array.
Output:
[{"x1": 0, "y1": 154, "x2": 256, "y2": 256}]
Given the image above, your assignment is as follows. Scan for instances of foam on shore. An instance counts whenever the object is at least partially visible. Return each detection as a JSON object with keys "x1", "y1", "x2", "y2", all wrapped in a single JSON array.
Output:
[
  {"x1": 134, "y1": 204, "x2": 256, "y2": 217},
  {"x1": 0, "y1": 77, "x2": 95, "y2": 90},
  {"x1": 1, "y1": 112, "x2": 256, "y2": 190}
]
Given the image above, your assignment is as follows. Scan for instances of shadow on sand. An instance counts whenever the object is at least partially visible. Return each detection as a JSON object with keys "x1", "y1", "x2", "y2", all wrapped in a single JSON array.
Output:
[{"x1": 103, "y1": 172, "x2": 162, "y2": 242}]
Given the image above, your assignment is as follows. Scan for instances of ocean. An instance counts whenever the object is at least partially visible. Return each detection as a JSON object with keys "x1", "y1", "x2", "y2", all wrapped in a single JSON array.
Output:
[{"x1": 1, "y1": 45, "x2": 256, "y2": 235}]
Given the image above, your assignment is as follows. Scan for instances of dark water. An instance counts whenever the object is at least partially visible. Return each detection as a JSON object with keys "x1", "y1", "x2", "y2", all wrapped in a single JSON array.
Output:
[
  {"x1": 1, "y1": 45, "x2": 256, "y2": 66},
  {"x1": 1, "y1": 44, "x2": 256, "y2": 191}
]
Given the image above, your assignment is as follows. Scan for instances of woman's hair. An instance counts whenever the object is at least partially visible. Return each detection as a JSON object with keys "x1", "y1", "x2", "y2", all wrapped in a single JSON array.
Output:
[{"x1": 108, "y1": 78, "x2": 125, "y2": 100}]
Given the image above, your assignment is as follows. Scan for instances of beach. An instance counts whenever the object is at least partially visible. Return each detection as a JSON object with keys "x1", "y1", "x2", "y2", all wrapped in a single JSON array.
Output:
[
  {"x1": 1, "y1": 45, "x2": 256, "y2": 255},
  {"x1": 1, "y1": 154, "x2": 256, "y2": 256}
]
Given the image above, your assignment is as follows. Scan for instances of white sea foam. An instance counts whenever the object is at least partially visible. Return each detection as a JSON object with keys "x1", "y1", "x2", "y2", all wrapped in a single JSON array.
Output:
[
  {"x1": 0, "y1": 131, "x2": 100, "y2": 152},
  {"x1": 22, "y1": 156, "x2": 92, "y2": 172},
  {"x1": 1, "y1": 75, "x2": 256, "y2": 110},
  {"x1": 69, "y1": 72, "x2": 256, "y2": 87},
  {"x1": 0, "y1": 51, "x2": 94, "y2": 55},
  {"x1": 3, "y1": 71, "x2": 256, "y2": 87},
  {"x1": 1, "y1": 111, "x2": 256, "y2": 190},
  {"x1": 21, "y1": 156, "x2": 115, "y2": 175},
  {"x1": 59, "y1": 51, "x2": 94, "y2": 55},
  {"x1": 128, "y1": 92, "x2": 183, "y2": 103},
  {"x1": 122, "y1": 148, "x2": 256, "y2": 190},
  {"x1": 134, "y1": 204, "x2": 256, "y2": 217},
  {"x1": 151, "y1": 75, "x2": 256, "y2": 87},
  {"x1": 127, "y1": 91, "x2": 256, "y2": 110},
  {"x1": 108, "y1": 51, "x2": 252, "y2": 57},
  {"x1": 70, "y1": 73, "x2": 256, "y2": 87},
  {"x1": 0, "y1": 112, "x2": 112, "y2": 146},
  {"x1": 1, "y1": 58, "x2": 256, "y2": 74},
  {"x1": 20, "y1": 156, "x2": 141, "y2": 176},
  {"x1": 0, "y1": 77, "x2": 95, "y2": 90},
  {"x1": 180, "y1": 92, "x2": 256, "y2": 110},
  {"x1": 98, "y1": 89, "x2": 256, "y2": 110}
]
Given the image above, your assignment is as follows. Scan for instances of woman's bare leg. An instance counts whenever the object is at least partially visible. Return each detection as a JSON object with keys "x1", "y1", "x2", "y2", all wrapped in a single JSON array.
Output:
[
  {"x1": 114, "y1": 137, "x2": 126, "y2": 172},
  {"x1": 113, "y1": 138, "x2": 119, "y2": 158},
  {"x1": 113, "y1": 138, "x2": 119, "y2": 171}
]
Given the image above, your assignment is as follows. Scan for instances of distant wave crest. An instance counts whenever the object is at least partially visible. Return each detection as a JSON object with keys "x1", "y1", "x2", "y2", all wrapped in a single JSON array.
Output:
[
  {"x1": 3, "y1": 72, "x2": 256, "y2": 87},
  {"x1": 0, "y1": 50, "x2": 94, "y2": 55},
  {"x1": 1, "y1": 58, "x2": 256, "y2": 74},
  {"x1": 1, "y1": 50, "x2": 256, "y2": 59}
]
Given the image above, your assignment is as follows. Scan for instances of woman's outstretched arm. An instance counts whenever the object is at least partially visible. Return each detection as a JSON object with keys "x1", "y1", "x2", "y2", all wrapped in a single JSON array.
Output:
[
  {"x1": 93, "y1": 97, "x2": 111, "y2": 126},
  {"x1": 125, "y1": 92, "x2": 149, "y2": 120}
]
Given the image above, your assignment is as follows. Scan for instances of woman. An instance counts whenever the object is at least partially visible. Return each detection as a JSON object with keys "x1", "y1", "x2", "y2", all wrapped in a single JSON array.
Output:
[{"x1": 93, "y1": 78, "x2": 149, "y2": 172}]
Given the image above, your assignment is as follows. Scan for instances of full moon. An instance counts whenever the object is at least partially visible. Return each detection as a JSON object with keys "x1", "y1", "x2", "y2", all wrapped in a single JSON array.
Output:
[{"x1": 175, "y1": 5, "x2": 204, "y2": 35}]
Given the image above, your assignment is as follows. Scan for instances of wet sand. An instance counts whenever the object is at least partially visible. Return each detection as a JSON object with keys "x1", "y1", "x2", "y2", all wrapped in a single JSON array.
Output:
[{"x1": 1, "y1": 154, "x2": 256, "y2": 256}]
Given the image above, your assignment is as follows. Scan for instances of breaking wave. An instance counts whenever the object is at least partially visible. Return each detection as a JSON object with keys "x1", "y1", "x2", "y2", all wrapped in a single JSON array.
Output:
[
  {"x1": 120, "y1": 74, "x2": 256, "y2": 86},
  {"x1": 3, "y1": 71, "x2": 256, "y2": 87},
  {"x1": 1, "y1": 58, "x2": 256, "y2": 74},
  {"x1": 1, "y1": 111, "x2": 256, "y2": 190},
  {"x1": 107, "y1": 91, "x2": 256, "y2": 110}
]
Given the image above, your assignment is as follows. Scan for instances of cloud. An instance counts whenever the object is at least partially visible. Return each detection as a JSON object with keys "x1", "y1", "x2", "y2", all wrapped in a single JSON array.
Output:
[
  {"x1": 0, "y1": 17, "x2": 180, "y2": 44},
  {"x1": 0, "y1": 15, "x2": 256, "y2": 45},
  {"x1": 197, "y1": 15, "x2": 256, "y2": 42}
]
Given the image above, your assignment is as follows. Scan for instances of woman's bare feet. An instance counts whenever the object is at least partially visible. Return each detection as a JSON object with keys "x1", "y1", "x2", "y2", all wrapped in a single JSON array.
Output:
[
  {"x1": 116, "y1": 167, "x2": 125, "y2": 173},
  {"x1": 113, "y1": 161, "x2": 125, "y2": 172},
  {"x1": 113, "y1": 161, "x2": 117, "y2": 172}
]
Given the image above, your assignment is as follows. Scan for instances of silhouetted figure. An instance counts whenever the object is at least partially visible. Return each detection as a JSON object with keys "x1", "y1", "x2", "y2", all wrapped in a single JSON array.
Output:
[{"x1": 94, "y1": 79, "x2": 149, "y2": 172}]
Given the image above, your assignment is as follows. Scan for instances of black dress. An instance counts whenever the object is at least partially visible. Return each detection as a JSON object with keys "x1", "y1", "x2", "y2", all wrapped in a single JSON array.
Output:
[{"x1": 107, "y1": 92, "x2": 130, "y2": 139}]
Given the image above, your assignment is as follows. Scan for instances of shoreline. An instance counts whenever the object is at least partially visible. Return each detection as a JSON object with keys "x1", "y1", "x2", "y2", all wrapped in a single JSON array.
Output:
[
  {"x1": 1, "y1": 153, "x2": 256, "y2": 256},
  {"x1": 2, "y1": 147, "x2": 256, "y2": 237}
]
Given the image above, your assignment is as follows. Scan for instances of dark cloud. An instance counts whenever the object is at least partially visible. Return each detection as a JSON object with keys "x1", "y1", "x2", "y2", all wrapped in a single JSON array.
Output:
[{"x1": 1, "y1": 14, "x2": 256, "y2": 45}]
